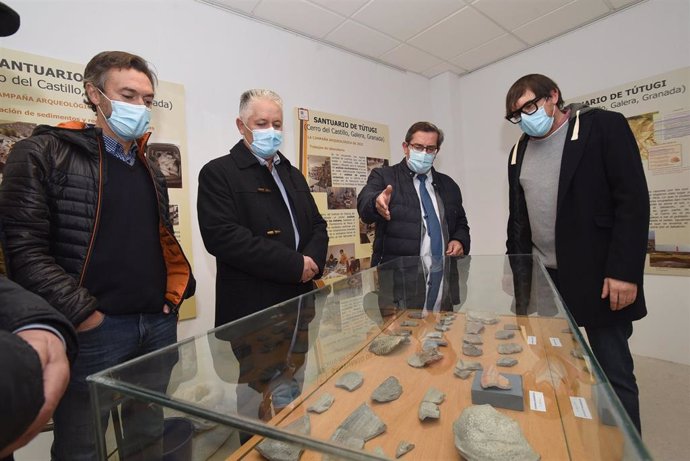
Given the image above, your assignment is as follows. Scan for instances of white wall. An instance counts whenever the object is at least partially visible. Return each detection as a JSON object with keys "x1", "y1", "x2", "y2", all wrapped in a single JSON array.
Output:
[
  {"x1": 439, "y1": 0, "x2": 690, "y2": 364},
  {"x1": 1, "y1": 0, "x2": 432, "y2": 340}
]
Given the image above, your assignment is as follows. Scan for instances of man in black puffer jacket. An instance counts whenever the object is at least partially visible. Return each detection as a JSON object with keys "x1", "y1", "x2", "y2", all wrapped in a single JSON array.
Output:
[
  {"x1": 0, "y1": 51, "x2": 195, "y2": 461},
  {"x1": 358, "y1": 121, "x2": 470, "y2": 311}
]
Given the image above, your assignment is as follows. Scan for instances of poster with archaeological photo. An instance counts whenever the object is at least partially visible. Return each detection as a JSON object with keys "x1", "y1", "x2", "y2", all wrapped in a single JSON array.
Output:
[
  {"x1": 571, "y1": 67, "x2": 690, "y2": 276},
  {"x1": 295, "y1": 107, "x2": 390, "y2": 286},
  {"x1": 0, "y1": 47, "x2": 197, "y2": 317}
]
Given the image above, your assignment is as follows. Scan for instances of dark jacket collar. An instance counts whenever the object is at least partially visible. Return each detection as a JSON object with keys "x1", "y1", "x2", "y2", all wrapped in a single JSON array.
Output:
[{"x1": 230, "y1": 139, "x2": 291, "y2": 170}]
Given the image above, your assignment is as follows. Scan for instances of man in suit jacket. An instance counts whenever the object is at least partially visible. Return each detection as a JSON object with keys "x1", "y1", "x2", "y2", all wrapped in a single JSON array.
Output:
[
  {"x1": 198, "y1": 89, "x2": 328, "y2": 326},
  {"x1": 358, "y1": 121, "x2": 470, "y2": 311},
  {"x1": 504, "y1": 74, "x2": 649, "y2": 432}
]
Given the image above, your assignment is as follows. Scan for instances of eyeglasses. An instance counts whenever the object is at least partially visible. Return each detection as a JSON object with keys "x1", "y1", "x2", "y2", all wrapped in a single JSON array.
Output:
[
  {"x1": 406, "y1": 143, "x2": 439, "y2": 154},
  {"x1": 505, "y1": 96, "x2": 545, "y2": 124}
]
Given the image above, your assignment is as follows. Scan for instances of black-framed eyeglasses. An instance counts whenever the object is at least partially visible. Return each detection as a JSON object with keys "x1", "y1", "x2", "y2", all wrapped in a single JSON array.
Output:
[
  {"x1": 406, "y1": 143, "x2": 439, "y2": 154},
  {"x1": 505, "y1": 96, "x2": 545, "y2": 124}
]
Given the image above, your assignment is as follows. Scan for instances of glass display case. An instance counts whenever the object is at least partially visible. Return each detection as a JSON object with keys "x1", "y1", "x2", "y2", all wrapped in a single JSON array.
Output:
[{"x1": 88, "y1": 255, "x2": 652, "y2": 460}]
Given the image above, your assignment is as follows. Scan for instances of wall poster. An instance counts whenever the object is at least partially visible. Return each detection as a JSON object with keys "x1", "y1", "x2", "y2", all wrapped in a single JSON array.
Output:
[
  {"x1": 571, "y1": 67, "x2": 690, "y2": 276},
  {"x1": 0, "y1": 48, "x2": 197, "y2": 317},
  {"x1": 295, "y1": 108, "x2": 391, "y2": 286}
]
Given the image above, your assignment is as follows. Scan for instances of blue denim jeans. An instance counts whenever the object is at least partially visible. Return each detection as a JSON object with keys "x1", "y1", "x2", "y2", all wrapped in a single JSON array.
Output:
[{"x1": 51, "y1": 312, "x2": 177, "y2": 461}]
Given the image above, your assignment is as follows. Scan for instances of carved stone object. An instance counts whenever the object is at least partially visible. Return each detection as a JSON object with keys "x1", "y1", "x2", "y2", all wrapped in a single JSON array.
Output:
[
  {"x1": 465, "y1": 321, "x2": 485, "y2": 335},
  {"x1": 336, "y1": 371, "x2": 364, "y2": 391},
  {"x1": 396, "y1": 441, "x2": 415, "y2": 458},
  {"x1": 495, "y1": 330, "x2": 515, "y2": 340},
  {"x1": 466, "y1": 310, "x2": 500, "y2": 325},
  {"x1": 400, "y1": 320, "x2": 419, "y2": 327},
  {"x1": 462, "y1": 343, "x2": 483, "y2": 357},
  {"x1": 407, "y1": 311, "x2": 425, "y2": 319},
  {"x1": 425, "y1": 332, "x2": 443, "y2": 339},
  {"x1": 371, "y1": 376, "x2": 403, "y2": 403},
  {"x1": 453, "y1": 405, "x2": 539, "y2": 461},
  {"x1": 497, "y1": 357, "x2": 518, "y2": 368},
  {"x1": 419, "y1": 401, "x2": 440, "y2": 420},
  {"x1": 308, "y1": 393, "x2": 334, "y2": 414},
  {"x1": 463, "y1": 333, "x2": 483, "y2": 345},
  {"x1": 330, "y1": 427, "x2": 364, "y2": 450},
  {"x1": 369, "y1": 335, "x2": 406, "y2": 356},
  {"x1": 422, "y1": 387, "x2": 446, "y2": 404},
  {"x1": 392, "y1": 329, "x2": 412, "y2": 337},
  {"x1": 422, "y1": 338, "x2": 447, "y2": 350},
  {"x1": 435, "y1": 324, "x2": 450, "y2": 332},
  {"x1": 497, "y1": 343, "x2": 523, "y2": 355},
  {"x1": 480, "y1": 365, "x2": 512, "y2": 390},
  {"x1": 407, "y1": 348, "x2": 443, "y2": 368},
  {"x1": 337, "y1": 403, "x2": 386, "y2": 441},
  {"x1": 256, "y1": 415, "x2": 311, "y2": 461}
]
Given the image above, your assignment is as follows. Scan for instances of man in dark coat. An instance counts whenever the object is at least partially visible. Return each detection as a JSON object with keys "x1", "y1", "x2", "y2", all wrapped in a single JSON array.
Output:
[
  {"x1": 504, "y1": 74, "x2": 649, "y2": 432},
  {"x1": 358, "y1": 121, "x2": 470, "y2": 311},
  {"x1": 198, "y1": 89, "x2": 328, "y2": 326}
]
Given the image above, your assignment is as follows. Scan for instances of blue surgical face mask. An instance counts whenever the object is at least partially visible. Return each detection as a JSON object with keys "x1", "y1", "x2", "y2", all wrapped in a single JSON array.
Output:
[
  {"x1": 519, "y1": 104, "x2": 554, "y2": 137},
  {"x1": 98, "y1": 88, "x2": 151, "y2": 141},
  {"x1": 407, "y1": 148, "x2": 435, "y2": 174},
  {"x1": 244, "y1": 122, "x2": 283, "y2": 159}
]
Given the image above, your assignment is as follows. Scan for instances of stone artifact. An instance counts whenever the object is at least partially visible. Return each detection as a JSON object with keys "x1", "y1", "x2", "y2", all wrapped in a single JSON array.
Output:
[
  {"x1": 336, "y1": 371, "x2": 364, "y2": 391},
  {"x1": 495, "y1": 330, "x2": 515, "y2": 340},
  {"x1": 497, "y1": 343, "x2": 523, "y2": 354},
  {"x1": 338, "y1": 403, "x2": 386, "y2": 441},
  {"x1": 466, "y1": 310, "x2": 500, "y2": 325},
  {"x1": 369, "y1": 335, "x2": 407, "y2": 356},
  {"x1": 425, "y1": 332, "x2": 443, "y2": 339},
  {"x1": 463, "y1": 333, "x2": 483, "y2": 345},
  {"x1": 422, "y1": 387, "x2": 446, "y2": 404},
  {"x1": 400, "y1": 320, "x2": 419, "y2": 327},
  {"x1": 407, "y1": 348, "x2": 443, "y2": 368},
  {"x1": 497, "y1": 358, "x2": 518, "y2": 368},
  {"x1": 396, "y1": 441, "x2": 415, "y2": 458},
  {"x1": 465, "y1": 321, "x2": 485, "y2": 335},
  {"x1": 454, "y1": 359, "x2": 482, "y2": 379},
  {"x1": 435, "y1": 324, "x2": 450, "y2": 332},
  {"x1": 392, "y1": 329, "x2": 412, "y2": 337},
  {"x1": 480, "y1": 365, "x2": 512, "y2": 390},
  {"x1": 571, "y1": 347, "x2": 585, "y2": 359},
  {"x1": 440, "y1": 317, "x2": 454, "y2": 325},
  {"x1": 419, "y1": 401, "x2": 440, "y2": 420},
  {"x1": 256, "y1": 415, "x2": 311, "y2": 461},
  {"x1": 407, "y1": 311, "x2": 425, "y2": 319},
  {"x1": 330, "y1": 427, "x2": 364, "y2": 450},
  {"x1": 422, "y1": 338, "x2": 448, "y2": 350},
  {"x1": 503, "y1": 323, "x2": 521, "y2": 330},
  {"x1": 453, "y1": 405, "x2": 540, "y2": 461},
  {"x1": 307, "y1": 393, "x2": 335, "y2": 414},
  {"x1": 371, "y1": 376, "x2": 403, "y2": 403},
  {"x1": 462, "y1": 343, "x2": 483, "y2": 357}
]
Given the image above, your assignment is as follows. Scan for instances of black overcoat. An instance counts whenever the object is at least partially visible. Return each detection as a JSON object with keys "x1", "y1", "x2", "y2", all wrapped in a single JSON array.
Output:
[
  {"x1": 198, "y1": 141, "x2": 328, "y2": 326},
  {"x1": 507, "y1": 106, "x2": 649, "y2": 327}
]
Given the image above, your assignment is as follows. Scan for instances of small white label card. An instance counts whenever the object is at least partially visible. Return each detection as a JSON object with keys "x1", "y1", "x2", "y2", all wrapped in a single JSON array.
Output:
[
  {"x1": 529, "y1": 391, "x2": 546, "y2": 412},
  {"x1": 549, "y1": 337, "x2": 563, "y2": 347},
  {"x1": 527, "y1": 335, "x2": 537, "y2": 345},
  {"x1": 570, "y1": 396, "x2": 593, "y2": 419}
]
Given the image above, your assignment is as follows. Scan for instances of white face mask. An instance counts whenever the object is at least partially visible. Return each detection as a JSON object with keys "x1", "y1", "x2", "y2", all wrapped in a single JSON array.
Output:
[
  {"x1": 407, "y1": 148, "x2": 435, "y2": 174},
  {"x1": 97, "y1": 88, "x2": 151, "y2": 141}
]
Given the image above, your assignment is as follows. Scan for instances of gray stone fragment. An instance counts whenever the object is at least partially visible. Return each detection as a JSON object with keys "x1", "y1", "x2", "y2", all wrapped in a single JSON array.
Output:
[
  {"x1": 419, "y1": 401, "x2": 440, "y2": 420},
  {"x1": 497, "y1": 357, "x2": 518, "y2": 368},
  {"x1": 336, "y1": 371, "x2": 363, "y2": 391},
  {"x1": 504, "y1": 323, "x2": 521, "y2": 330},
  {"x1": 256, "y1": 415, "x2": 310, "y2": 461},
  {"x1": 453, "y1": 405, "x2": 539, "y2": 461},
  {"x1": 465, "y1": 321, "x2": 485, "y2": 335},
  {"x1": 454, "y1": 369, "x2": 474, "y2": 380},
  {"x1": 422, "y1": 387, "x2": 446, "y2": 404},
  {"x1": 456, "y1": 359, "x2": 483, "y2": 371},
  {"x1": 371, "y1": 376, "x2": 403, "y2": 403},
  {"x1": 422, "y1": 338, "x2": 448, "y2": 350},
  {"x1": 462, "y1": 343, "x2": 483, "y2": 357},
  {"x1": 425, "y1": 332, "x2": 443, "y2": 339},
  {"x1": 407, "y1": 348, "x2": 443, "y2": 368},
  {"x1": 400, "y1": 320, "x2": 419, "y2": 327},
  {"x1": 497, "y1": 343, "x2": 523, "y2": 355},
  {"x1": 392, "y1": 329, "x2": 412, "y2": 337},
  {"x1": 338, "y1": 403, "x2": 386, "y2": 441},
  {"x1": 435, "y1": 324, "x2": 450, "y2": 332},
  {"x1": 330, "y1": 427, "x2": 364, "y2": 450},
  {"x1": 396, "y1": 441, "x2": 415, "y2": 458},
  {"x1": 495, "y1": 330, "x2": 515, "y2": 340},
  {"x1": 463, "y1": 333, "x2": 483, "y2": 345},
  {"x1": 440, "y1": 317, "x2": 454, "y2": 325},
  {"x1": 571, "y1": 348, "x2": 585, "y2": 359},
  {"x1": 369, "y1": 335, "x2": 406, "y2": 355},
  {"x1": 466, "y1": 310, "x2": 500, "y2": 325},
  {"x1": 307, "y1": 393, "x2": 334, "y2": 414},
  {"x1": 407, "y1": 311, "x2": 425, "y2": 319}
]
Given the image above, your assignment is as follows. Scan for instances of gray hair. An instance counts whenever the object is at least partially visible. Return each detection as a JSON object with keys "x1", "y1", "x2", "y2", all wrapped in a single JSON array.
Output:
[{"x1": 239, "y1": 89, "x2": 283, "y2": 121}]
